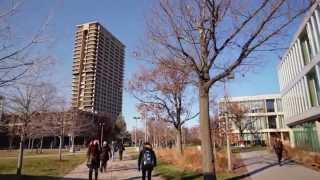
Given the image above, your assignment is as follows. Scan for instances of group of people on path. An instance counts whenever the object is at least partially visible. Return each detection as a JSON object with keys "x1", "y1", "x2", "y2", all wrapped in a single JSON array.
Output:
[
  {"x1": 86, "y1": 139, "x2": 126, "y2": 180},
  {"x1": 86, "y1": 139, "x2": 157, "y2": 180},
  {"x1": 86, "y1": 137, "x2": 284, "y2": 180}
]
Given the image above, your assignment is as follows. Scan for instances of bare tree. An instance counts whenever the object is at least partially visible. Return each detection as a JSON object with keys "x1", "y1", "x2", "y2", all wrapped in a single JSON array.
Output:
[
  {"x1": 226, "y1": 102, "x2": 250, "y2": 145},
  {"x1": 29, "y1": 83, "x2": 59, "y2": 153},
  {"x1": 147, "y1": 118, "x2": 171, "y2": 148},
  {"x1": 143, "y1": 0, "x2": 314, "y2": 178},
  {"x1": 113, "y1": 113, "x2": 127, "y2": 141},
  {"x1": 0, "y1": 0, "x2": 54, "y2": 87},
  {"x1": 129, "y1": 64, "x2": 198, "y2": 154},
  {"x1": 67, "y1": 109, "x2": 98, "y2": 152},
  {"x1": 6, "y1": 82, "x2": 42, "y2": 175}
]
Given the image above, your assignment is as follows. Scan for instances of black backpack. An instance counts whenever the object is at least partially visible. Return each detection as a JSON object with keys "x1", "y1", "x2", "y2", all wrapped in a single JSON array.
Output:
[{"x1": 143, "y1": 149, "x2": 154, "y2": 167}]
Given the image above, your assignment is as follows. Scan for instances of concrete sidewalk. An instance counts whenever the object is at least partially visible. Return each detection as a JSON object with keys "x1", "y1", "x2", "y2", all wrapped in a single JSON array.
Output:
[
  {"x1": 230, "y1": 151, "x2": 320, "y2": 180},
  {"x1": 63, "y1": 151, "x2": 163, "y2": 180}
]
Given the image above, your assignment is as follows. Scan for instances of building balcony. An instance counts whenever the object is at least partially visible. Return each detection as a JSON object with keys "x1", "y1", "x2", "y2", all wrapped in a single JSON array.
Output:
[
  {"x1": 73, "y1": 49, "x2": 81, "y2": 53},
  {"x1": 87, "y1": 46, "x2": 96, "y2": 50},
  {"x1": 75, "y1": 34, "x2": 82, "y2": 38},
  {"x1": 72, "y1": 71, "x2": 80, "y2": 75},
  {"x1": 73, "y1": 55, "x2": 81, "y2": 59},
  {"x1": 72, "y1": 63, "x2": 80, "y2": 67},
  {"x1": 87, "y1": 41, "x2": 97, "y2": 45},
  {"x1": 88, "y1": 33, "x2": 98, "y2": 37},
  {"x1": 85, "y1": 57, "x2": 96, "y2": 61},
  {"x1": 87, "y1": 37, "x2": 97, "y2": 41},
  {"x1": 86, "y1": 48, "x2": 97, "y2": 53}
]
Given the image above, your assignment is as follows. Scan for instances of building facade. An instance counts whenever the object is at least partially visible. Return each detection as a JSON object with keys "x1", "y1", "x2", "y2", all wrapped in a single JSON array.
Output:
[
  {"x1": 277, "y1": 3, "x2": 320, "y2": 152},
  {"x1": 72, "y1": 22, "x2": 125, "y2": 118},
  {"x1": 219, "y1": 94, "x2": 290, "y2": 146}
]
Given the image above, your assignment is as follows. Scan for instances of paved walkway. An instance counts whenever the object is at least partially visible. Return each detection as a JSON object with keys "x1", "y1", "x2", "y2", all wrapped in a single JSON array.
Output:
[
  {"x1": 230, "y1": 151, "x2": 320, "y2": 180},
  {"x1": 63, "y1": 151, "x2": 163, "y2": 180}
]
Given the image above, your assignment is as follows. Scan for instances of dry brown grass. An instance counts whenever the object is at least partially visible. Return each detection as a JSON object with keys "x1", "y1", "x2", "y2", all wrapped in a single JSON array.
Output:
[
  {"x1": 283, "y1": 145, "x2": 320, "y2": 170},
  {"x1": 156, "y1": 147, "x2": 229, "y2": 173}
]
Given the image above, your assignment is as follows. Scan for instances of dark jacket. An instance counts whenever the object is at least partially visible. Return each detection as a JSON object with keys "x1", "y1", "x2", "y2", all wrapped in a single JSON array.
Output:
[
  {"x1": 273, "y1": 140, "x2": 283, "y2": 154},
  {"x1": 118, "y1": 143, "x2": 125, "y2": 152},
  {"x1": 87, "y1": 143, "x2": 101, "y2": 168},
  {"x1": 138, "y1": 146, "x2": 157, "y2": 169},
  {"x1": 100, "y1": 145, "x2": 111, "y2": 161}
]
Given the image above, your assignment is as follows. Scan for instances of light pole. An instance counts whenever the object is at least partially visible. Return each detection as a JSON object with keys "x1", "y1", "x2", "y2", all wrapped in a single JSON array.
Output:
[
  {"x1": 100, "y1": 121, "x2": 105, "y2": 145},
  {"x1": 223, "y1": 74, "x2": 234, "y2": 172},
  {"x1": 92, "y1": 110, "x2": 99, "y2": 143},
  {"x1": 144, "y1": 117, "x2": 147, "y2": 142},
  {"x1": 133, "y1": 116, "x2": 140, "y2": 147}
]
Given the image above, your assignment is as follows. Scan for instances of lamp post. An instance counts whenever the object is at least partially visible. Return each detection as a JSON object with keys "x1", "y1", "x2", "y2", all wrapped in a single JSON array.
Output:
[
  {"x1": 133, "y1": 116, "x2": 140, "y2": 147},
  {"x1": 223, "y1": 74, "x2": 234, "y2": 172},
  {"x1": 144, "y1": 117, "x2": 148, "y2": 142},
  {"x1": 100, "y1": 121, "x2": 105, "y2": 145},
  {"x1": 92, "y1": 110, "x2": 99, "y2": 142}
]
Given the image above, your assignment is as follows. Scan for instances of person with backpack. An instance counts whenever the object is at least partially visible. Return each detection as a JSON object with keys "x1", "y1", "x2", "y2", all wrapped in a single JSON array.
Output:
[
  {"x1": 138, "y1": 142, "x2": 157, "y2": 180},
  {"x1": 87, "y1": 139, "x2": 101, "y2": 180},
  {"x1": 100, "y1": 141, "x2": 111, "y2": 173}
]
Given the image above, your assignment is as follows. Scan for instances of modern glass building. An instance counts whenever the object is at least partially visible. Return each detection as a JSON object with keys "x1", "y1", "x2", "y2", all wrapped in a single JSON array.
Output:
[
  {"x1": 278, "y1": 3, "x2": 320, "y2": 152},
  {"x1": 218, "y1": 94, "x2": 289, "y2": 146}
]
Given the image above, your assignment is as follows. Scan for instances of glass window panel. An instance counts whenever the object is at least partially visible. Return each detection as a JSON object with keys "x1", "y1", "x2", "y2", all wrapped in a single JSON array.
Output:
[
  {"x1": 307, "y1": 68, "x2": 320, "y2": 106},
  {"x1": 300, "y1": 28, "x2": 312, "y2": 65},
  {"x1": 268, "y1": 116, "x2": 277, "y2": 129},
  {"x1": 266, "y1": 99, "x2": 275, "y2": 112}
]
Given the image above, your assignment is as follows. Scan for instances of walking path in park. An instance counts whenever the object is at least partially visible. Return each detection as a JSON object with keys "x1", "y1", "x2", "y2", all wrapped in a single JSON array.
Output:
[
  {"x1": 230, "y1": 150, "x2": 320, "y2": 180},
  {"x1": 63, "y1": 149, "x2": 163, "y2": 180}
]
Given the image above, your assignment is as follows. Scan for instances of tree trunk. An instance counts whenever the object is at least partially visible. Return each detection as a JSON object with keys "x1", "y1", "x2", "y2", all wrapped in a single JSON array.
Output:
[
  {"x1": 176, "y1": 126, "x2": 183, "y2": 154},
  {"x1": 83, "y1": 137, "x2": 86, "y2": 147},
  {"x1": 199, "y1": 85, "x2": 216, "y2": 180},
  {"x1": 9, "y1": 136, "x2": 13, "y2": 151},
  {"x1": 213, "y1": 137, "x2": 217, "y2": 160},
  {"x1": 31, "y1": 138, "x2": 34, "y2": 152},
  {"x1": 39, "y1": 136, "x2": 43, "y2": 153},
  {"x1": 59, "y1": 136, "x2": 63, "y2": 161},
  {"x1": 16, "y1": 135, "x2": 24, "y2": 176},
  {"x1": 239, "y1": 131, "x2": 245, "y2": 147},
  {"x1": 28, "y1": 138, "x2": 31, "y2": 149},
  {"x1": 69, "y1": 135, "x2": 75, "y2": 153}
]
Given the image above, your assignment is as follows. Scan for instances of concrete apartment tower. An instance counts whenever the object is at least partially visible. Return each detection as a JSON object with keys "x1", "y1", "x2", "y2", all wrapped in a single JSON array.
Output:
[{"x1": 72, "y1": 22, "x2": 125, "y2": 118}]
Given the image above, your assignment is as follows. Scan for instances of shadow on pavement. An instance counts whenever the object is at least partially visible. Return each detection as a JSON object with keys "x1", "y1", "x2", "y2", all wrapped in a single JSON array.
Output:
[
  {"x1": 121, "y1": 172, "x2": 199, "y2": 180},
  {"x1": 0, "y1": 174, "x2": 87, "y2": 180},
  {"x1": 156, "y1": 173, "x2": 203, "y2": 180},
  {"x1": 122, "y1": 176, "x2": 141, "y2": 180},
  {"x1": 108, "y1": 167, "x2": 138, "y2": 172},
  {"x1": 227, "y1": 160, "x2": 296, "y2": 180},
  {"x1": 122, "y1": 173, "x2": 162, "y2": 180}
]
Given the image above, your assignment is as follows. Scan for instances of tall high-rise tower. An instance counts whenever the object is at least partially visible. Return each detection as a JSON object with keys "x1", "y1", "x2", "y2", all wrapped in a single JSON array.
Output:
[{"x1": 72, "y1": 22, "x2": 124, "y2": 117}]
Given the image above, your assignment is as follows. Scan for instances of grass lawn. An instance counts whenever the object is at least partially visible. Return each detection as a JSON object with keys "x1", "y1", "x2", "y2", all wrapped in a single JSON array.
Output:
[
  {"x1": 0, "y1": 149, "x2": 69, "y2": 158},
  {"x1": 155, "y1": 161, "x2": 233, "y2": 180},
  {"x1": 0, "y1": 151, "x2": 86, "y2": 177}
]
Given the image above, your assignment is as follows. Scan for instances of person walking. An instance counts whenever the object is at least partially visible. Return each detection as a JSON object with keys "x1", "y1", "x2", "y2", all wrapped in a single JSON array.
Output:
[
  {"x1": 138, "y1": 142, "x2": 157, "y2": 180},
  {"x1": 87, "y1": 139, "x2": 101, "y2": 180},
  {"x1": 100, "y1": 141, "x2": 111, "y2": 173},
  {"x1": 118, "y1": 142, "x2": 125, "y2": 161},
  {"x1": 112, "y1": 141, "x2": 117, "y2": 160},
  {"x1": 273, "y1": 137, "x2": 284, "y2": 166}
]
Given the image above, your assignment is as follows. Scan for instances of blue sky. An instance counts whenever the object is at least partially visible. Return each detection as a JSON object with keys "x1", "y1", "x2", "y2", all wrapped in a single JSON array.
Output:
[{"x1": 3, "y1": 0, "x2": 296, "y2": 131}]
